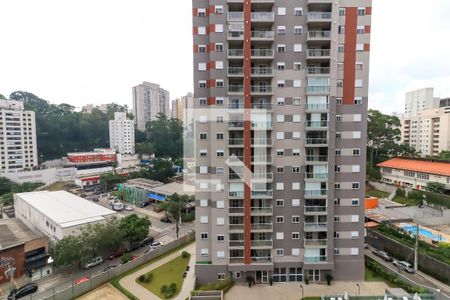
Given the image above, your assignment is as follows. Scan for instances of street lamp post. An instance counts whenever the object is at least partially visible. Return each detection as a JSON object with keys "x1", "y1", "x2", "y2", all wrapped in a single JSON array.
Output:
[
  {"x1": 300, "y1": 284, "x2": 304, "y2": 300},
  {"x1": 357, "y1": 283, "x2": 360, "y2": 296}
]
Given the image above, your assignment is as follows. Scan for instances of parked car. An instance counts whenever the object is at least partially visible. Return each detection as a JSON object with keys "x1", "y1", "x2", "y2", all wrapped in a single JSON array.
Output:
[
  {"x1": 8, "y1": 282, "x2": 38, "y2": 300},
  {"x1": 126, "y1": 242, "x2": 142, "y2": 252},
  {"x1": 102, "y1": 265, "x2": 117, "y2": 272},
  {"x1": 124, "y1": 205, "x2": 133, "y2": 211},
  {"x1": 393, "y1": 260, "x2": 415, "y2": 273},
  {"x1": 372, "y1": 249, "x2": 393, "y2": 262},
  {"x1": 84, "y1": 256, "x2": 103, "y2": 269},
  {"x1": 183, "y1": 271, "x2": 187, "y2": 278},
  {"x1": 74, "y1": 277, "x2": 90, "y2": 285},
  {"x1": 160, "y1": 216, "x2": 173, "y2": 223},
  {"x1": 112, "y1": 202, "x2": 124, "y2": 211},
  {"x1": 139, "y1": 202, "x2": 149, "y2": 208},
  {"x1": 150, "y1": 241, "x2": 163, "y2": 249},
  {"x1": 141, "y1": 236, "x2": 154, "y2": 246},
  {"x1": 109, "y1": 249, "x2": 125, "y2": 260}
]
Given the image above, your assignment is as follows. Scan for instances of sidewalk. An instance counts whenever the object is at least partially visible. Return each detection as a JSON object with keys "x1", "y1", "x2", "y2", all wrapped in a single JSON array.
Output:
[{"x1": 119, "y1": 243, "x2": 196, "y2": 300}]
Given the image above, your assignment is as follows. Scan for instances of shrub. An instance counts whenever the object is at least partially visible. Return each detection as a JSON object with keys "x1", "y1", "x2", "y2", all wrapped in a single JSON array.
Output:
[
  {"x1": 181, "y1": 211, "x2": 195, "y2": 222},
  {"x1": 325, "y1": 273, "x2": 333, "y2": 285},
  {"x1": 138, "y1": 273, "x2": 153, "y2": 284},
  {"x1": 169, "y1": 283, "x2": 177, "y2": 293},
  {"x1": 181, "y1": 251, "x2": 190, "y2": 259},
  {"x1": 396, "y1": 188, "x2": 405, "y2": 197},
  {"x1": 245, "y1": 275, "x2": 254, "y2": 288},
  {"x1": 121, "y1": 253, "x2": 132, "y2": 264},
  {"x1": 161, "y1": 284, "x2": 168, "y2": 294}
]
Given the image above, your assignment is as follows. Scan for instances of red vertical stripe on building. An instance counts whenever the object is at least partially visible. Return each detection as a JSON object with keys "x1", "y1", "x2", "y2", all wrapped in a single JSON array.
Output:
[
  {"x1": 364, "y1": 44, "x2": 370, "y2": 52},
  {"x1": 193, "y1": 45, "x2": 198, "y2": 53},
  {"x1": 208, "y1": 24, "x2": 215, "y2": 33},
  {"x1": 193, "y1": 27, "x2": 198, "y2": 35},
  {"x1": 208, "y1": 43, "x2": 215, "y2": 52},
  {"x1": 207, "y1": 97, "x2": 216, "y2": 105},
  {"x1": 343, "y1": 7, "x2": 358, "y2": 105},
  {"x1": 208, "y1": 6, "x2": 215, "y2": 15},
  {"x1": 243, "y1": 0, "x2": 252, "y2": 265},
  {"x1": 364, "y1": 25, "x2": 371, "y2": 34},
  {"x1": 192, "y1": 8, "x2": 198, "y2": 17},
  {"x1": 366, "y1": 7, "x2": 372, "y2": 15}
]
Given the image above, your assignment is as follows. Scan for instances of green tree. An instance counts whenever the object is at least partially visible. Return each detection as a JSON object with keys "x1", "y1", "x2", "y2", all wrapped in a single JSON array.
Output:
[
  {"x1": 158, "y1": 193, "x2": 191, "y2": 239},
  {"x1": 53, "y1": 235, "x2": 82, "y2": 267},
  {"x1": 118, "y1": 214, "x2": 151, "y2": 245},
  {"x1": 438, "y1": 151, "x2": 450, "y2": 161},
  {"x1": 146, "y1": 113, "x2": 183, "y2": 159},
  {"x1": 426, "y1": 182, "x2": 445, "y2": 194},
  {"x1": 100, "y1": 172, "x2": 127, "y2": 191},
  {"x1": 135, "y1": 143, "x2": 155, "y2": 159},
  {"x1": 148, "y1": 159, "x2": 175, "y2": 183},
  {"x1": 0, "y1": 177, "x2": 14, "y2": 196}
]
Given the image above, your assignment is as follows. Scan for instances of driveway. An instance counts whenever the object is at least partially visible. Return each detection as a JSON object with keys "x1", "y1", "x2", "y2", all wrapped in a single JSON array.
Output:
[{"x1": 119, "y1": 243, "x2": 196, "y2": 300}]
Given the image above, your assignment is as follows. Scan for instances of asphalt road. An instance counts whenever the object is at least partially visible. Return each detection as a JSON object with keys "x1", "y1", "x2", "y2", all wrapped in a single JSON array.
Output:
[{"x1": 365, "y1": 248, "x2": 450, "y2": 297}]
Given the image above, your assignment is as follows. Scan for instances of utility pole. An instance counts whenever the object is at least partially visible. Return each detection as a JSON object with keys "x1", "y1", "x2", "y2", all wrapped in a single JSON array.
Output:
[{"x1": 414, "y1": 223, "x2": 419, "y2": 273}]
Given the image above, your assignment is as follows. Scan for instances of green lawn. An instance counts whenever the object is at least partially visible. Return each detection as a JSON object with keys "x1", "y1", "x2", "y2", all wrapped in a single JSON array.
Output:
[
  {"x1": 366, "y1": 188, "x2": 390, "y2": 198},
  {"x1": 392, "y1": 195, "x2": 421, "y2": 206},
  {"x1": 137, "y1": 254, "x2": 191, "y2": 299},
  {"x1": 365, "y1": 266, "x2": 392, "y2": 287}
]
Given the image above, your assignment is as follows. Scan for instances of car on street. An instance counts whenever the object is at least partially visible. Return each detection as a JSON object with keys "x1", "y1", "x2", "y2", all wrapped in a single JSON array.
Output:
[
  {"x1": 139, "y1": 202, "x2": 149, "y2": 208},
  {"x1": 112, "y1": 202, "x2": 124, "y2": 211},
  {"x1": 393, "y1": 260, "x2": 415, "y2": 273},
  {"x1": 84, "y1": 256, "x2": 104, "y2": 269},
  {"x1": 102, "y1": 265, "x2": 117, "y2": 272},
  {"x1": 74, "y1": 277, "x2": 90, "y2": 285},
  {"x1": 124, "y1": 205, "x2": 133, "y2": 211},
  {"x1": 8, "y1": 282, "x2": 38, "y2": 300},
  {"x1": 160, "y1": 216, "x2": 173, "y2": 223},
  {"x1": 109, "y1": 249, "x2": 125, "y2": 260},
  {"x1": 126, "y1": 241, "x2": 142, "y2": 252},
  {"x1": 183, "y1": 271, "x2": 187, "y2": 278},
  {"x1": 372, "y1": 249, "x2": 393, "y2": 262},
  {"x1": 150, "y1": 241, "x2": 163, "y2": 249},
  {"x1": 141, "y1": 236, "x2": 154, "y2": 246}
]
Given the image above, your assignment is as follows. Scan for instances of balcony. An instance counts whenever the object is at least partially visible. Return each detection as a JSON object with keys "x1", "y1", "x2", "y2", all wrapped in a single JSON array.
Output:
[
  {"x1": 229, "y1": 257, "x2": 245, "y2": 264},
  {"x1": 228, "y1": 103, "x2": 245, "y2": 109},
  {"x1": 251, "y1": 12, "x2": 275, "y2": 22},
  {"x1": 305, "y1": 138, "x2": 328, "y2": 146},
  {"x1": 251, "y1": 67, "x2": 274, "y2": 77},
  {"x1": 308, "y1": 0, "x2": 332, "y2": 3},
  {"x1": 229, "y1": 224, "x2": 245, "y2": 232},
  {"x1": 306, "y1": 103, "x2": 329, "y2": 112},
  {"x1": 227, "y1": 0, "x2": 274, "y2": 3},
  {"x1": 228, "y1": 31, "x2": 244, "y2": 40},
  {"x1": 304, "y1": 222, "x2": 328, "y2": 232},
  {"x1": 307, "y1": 67, "x2": 330, "y2": 75},
  {"x1": 229, "y1": 241, "x2": 244, "y2": 248},
  {"x1": 304, "y1": 239, "x2": 328, "y2": 248},
  {"x1": 251, "y1": 155, "x2": 273, "y2": 164},
  {"x1": 305, "y1": 172, "x2": 328, "y2": 180},
  {"x1": 306, "y1": 86, "x2": 331, "y2": 94},
  {"x1": 251, "y1": 49, "x2": 274, "y2": 58},
  {"x1": 228, "y1": 49, "x2": 244, "y2": 58},
  {"x1": 251, "y1": 207, "x2": 273, "y2": 215},
  {"x1": 251, "y1": 85, "x2": 273, "y2": 95},
  {"x1": 307, "y1": 12, "x2": 332, "y2": 22},
  {"x1": 227, "y1": 12, "x2": 243, "y2": 22},
  {"x1": 251, "y1": 190, "x2": 273, "y2": 198},
  {"x1": 251, "y1": 121, "x2": 272, "y2": 130},
  {"x1": 252, "y1": 172, "x2": 273, "y2": 181},
  {"x1": 251, "y1": 240, "x2": 273, "y2": 247},
  {"x1": 229, "y1": 85, "x2": 244, "y2": 94},
  {"x1": 304, "y1": 256, "x2": 327, "y2": 264},
  {"x1": 229, "y1": 207, "x2": 244, "y2": 214},
  {"x1": 306, "y1": 49, "x2": 331, "y2": 59},
  {"x1": 251, "y1": 31, "x2": 274, "y2": 41},
  {"x1": 304, "y1": 189, "x2": 327, "y2": 198},
  {"x1": 306, "y1": 120, "x2": 328, "y2": 129},
  {"x1": 251, "y1": 137, "x2": 272, "y2": 146},
  {"x1": 229, "y1": 191, "x2": 244, "y2": 198},
  {"x1": 251, "y1": 223, "x2": 273, "y2": 231},
  {"x1": 228, "y1": 67, "x2": 244, "y2": 77},
  {"x1": 307, "y1": 30, "x2": 332, "y2": 41},
  {"x1": 304, "y1": 206, "x2": 328, "y2": 215},
  {"x1": 228, "y1": 121, "x2": 244, "y2": 129},
  {"x1": 306, "y1": 155, "x2": 328, "y2": 163},
  {"x1": 228, "y1": 138, "x2": 244, "y2": 146},
  {"x1": 251, "y1": 103, "x2": 272, "y2": 110}
]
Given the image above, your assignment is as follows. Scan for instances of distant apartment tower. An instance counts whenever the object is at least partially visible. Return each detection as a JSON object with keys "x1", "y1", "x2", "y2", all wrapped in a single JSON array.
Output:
[
  {"x1": 404, "y1": 88, "x2": 439, "y2": 117},
  {"x1": 400, "y1": 100, "x2": 450, "y2": 156},
  {"x1": 109, "y1": 112, "x2": 135, "y2": 154},
  {"x1": 193, "y1": 0, "x2": 372, "y2": 284},
  {"x1": 81, "y1": 104, "x2": 108, "y2": 114},
  {"x1": 132, "y1": 82, "x2": 170, "y2": 131},
  {"x1": 0, "y1": 100, "x2": 38, "y2": 172},
  {"x1": 173, "y1": 93, "x2": 194, "y2": 127}
]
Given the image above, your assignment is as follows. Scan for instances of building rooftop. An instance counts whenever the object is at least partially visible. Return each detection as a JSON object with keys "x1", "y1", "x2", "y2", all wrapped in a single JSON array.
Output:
[
  {"x1": 0, "y1": 219, "x2": 43, "y2": 251},
  {"x1": 152, "y1": 182, "x2": 195, "y2": 197},
  {"x1": 15, "y1": 191, "x2": 116, "y2": 228},
  {"x1": 377, "y1": 157, "x2": 450, "y2": 177}
]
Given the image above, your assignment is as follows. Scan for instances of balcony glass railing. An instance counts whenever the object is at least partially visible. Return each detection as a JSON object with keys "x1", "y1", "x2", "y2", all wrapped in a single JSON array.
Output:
[
  {"x1": 251, "y1": 121, "x2": 272, "y2": 129},
  {"x1": 229, "y1": 207, "x2": 244, "y2": 214},
  {"x1": 251, "y1": 137, "x2": 272, "y2": 145},
  {"x1": 251, "y1": 103, "x2": 272, "y2": 109},
  {"x1": 228, "y1": 31, "x2": 244, "y2": 39},
  {"x1": 229, "y1": 191, "x2": 244, "y2": 198},
  {"x1": 251, "y1": 256, "x2": 272, "y2": 263},
  {"x1": 304, "y1": 239, "x2": 328, "y2": 247},
  {"x1": 252, "y1": 155, "x2": 272, "y2": 163},
  {"x1": 228, "y1": 121, "x2": 244, "y2": 128},
  {"x1": 307, "y1": 30, "x2": 331, "y2": 39},
  {"x1": 251, "y1": 67, "x2": 274, "y2": 76},
  {"x1": 251, "y1": 207, "x2": 273, "y2": 214},
  {"x1": 252, "y1": 190, "x2": 273, "y2": 198},
  {"x1": 305, "y1": 172, "x2": 328, "y2": 179},
  {"x1": 229, "y1": 224, "x2": 245, "y2": 230},
  {"x1": 251, "y1": 86, "x2": 273, "y2": 93},
  {"x1": 306, "y1": 86, "x2": 331, "y2": 93},
  {"x1": 251, "y1": 49, "x2": 274, "y2": 57},
  {"x1": 304, "y1": 189, "x2": 328, "y2": 197},
  {"x1": 228, "y1": 138, "x2": 244, "y2": 145},
  {"x1": 304, "y1": 256, "x2": 327, "y2": 263},
  {"x1": 228, "y1": 103, "x2": 245, "y2": 109},
  {"x1": 304, "y1": 206, "x2": 328, "y2": 213},
  {"x1": 251, "y1": 223, "x2": 273, "y2": 230},
  {"x1": 251, "y1": 31, "x2": 274, "y2": 39},
  {"x1": 229, "y1": 85, "x2": 244, "y2": 93},
  {"x1": 227, "y1": 12, "x2": 244, "y2": 21},
  {"x1": 229, "y1": 257, "x2": 245, "y2": 264},
  {"x1": 251, "y1": 12, "x2": 275, "y2": 21},
  {"x1": 307, "y1": 12, "x2": 332, "y2": 21},
  {"x1": 306, "y1": 120, "x2": 329, "y2": 128},
  {"x1": 252, "y1": 173, "x2": 273, "y2": 180},
  {"x1": 305, "y1": 138, "x2": 328, "y2": 145},
  {"x1": 307, "y1": 67, "x2": 330, "y2": 75},
  {"x1": 304, "y1": 222, "x2": 328, "y2": 231},
  {"x1": 229, "y1": 240, "x2": 244, "y2": 247},
  {"x1": 306, "y1": 103, "x2": 329, "y2": 111},
  {"x1": 251, "y1": 240, "x2": 273, "y2": 247},
  {"x1": 228, "y1": 49, "x2": 244, "y2": 57},
  {"x1": 307, "y1": 49, "x2": 331, "y2": 57},
  {"x1": 228, "y1": 67, "x2": 244, "y2": 75}
]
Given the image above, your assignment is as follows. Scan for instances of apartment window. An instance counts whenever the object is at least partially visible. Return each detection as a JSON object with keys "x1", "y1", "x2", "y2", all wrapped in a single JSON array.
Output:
[
  {"x1": 334, "y1": 249, "x2": 340, "y2": 255},
  {"x1": 338, "y1": 62, "x2": 344, "y2": 70},
  {"x1": 201, "y1": 248, "x2": 209, "y2": 256},
  {"x1": 217, "y1": 200, "x2": 225, "y2": 208},
  {"x1": 216, "y1": 133, "x2": 224, "y2": 140},
  {"x1": 356, "y1": 44, "x2": 364, "y2": 52},
  {"x1": 215, "y1": 24, "x2": 224, "y2": 32},
  {"x1": 294, "y1": 26, "x2": 303, "y2": 35},
  {"x1": 217, "y1": 217, "x2": 225, "y2": 225},
  {"x1": 404, "y1": 171, "x2": 415, "y2": 177},
  {"x1": 200, "y1": 149, "x2": 207, "y2": 157},
  {"x1": 292, "y1": 232, "x2": 300, "y2": 240},
  {"x1": 335, "y1": 165, "x2": 341, "y2": 173},
  {"x1": 277, "y1": 62, "x2": 286, "y2": 70},
  {"x1": 277, "y1": 44, "x2": 286, "y2": 52},
  {"x1": 276, "y1": 232, "x2": 284, "y2": 240},
  {"x1": 336, "y1": 115, "x2": 342, "y2": 122},
  {"x1": 233, "y1": 272, "x2": 241, "y2": 279},
  {"x1": 216, "y1": 80, "x2": 224, "y2": 87},
  {"x1": 339, "y1": 8, "x2": 345, "y2": 16},
  {"x1": 293, "y1": 80, "x2": 301, "y2": 88},
  {"x1": 357, "y1": 26, "x2": 365, "y2": 34},
  {"x1": 293, "y1": 44, "x2": 302, "y2": 52},
  {"x1": 216, "y1": 97, "x2": 224, "y2": 105},
  {"x1": 276, "y1": 199, "x2": 284, "y2": 207},
  {"x1": 201, "y1": 232, "x2": 208, "y2": 240},
  {"x1": 200, "y1": 216, "x2": 208, "y2": 224},
  {"x1": 353, "y1": 131, "x2": 361, "y2": 139},
  {"x1": 358, "y1": 7, "x2": 366, "y2": 16},
  {"x1": 334, "y1": 198, "x2": 341, "y2": 206},
  {"x1": 217, "y1": 235, "x2": 225, "y2": 242},
  {"x1": 276, "y1": 216, "x2": 284, "y2": 223},
  {"x1": 336, "y1": 132, "x2": 342, "y2": 139},
  {"x1": 353, "y1": 148, "x2": 361, "y2": 156},
  {"x1": 276, "y1": 149, "x2": 284, "y2": 156},
  {"x1": 215, "y1": 61, "x2": 224, "y2": 69},
  {"x1": 292, "y1": 216, "x2": 300, "y2": 223},
  {"x1": 276, "y1": 183, "x2": 285, "y2": 191},
  {"x1": 417, "y1": 173, "x2": 430, "y2": 180},
  {"x1": 352, "y1": 182, "x2": 360, "y2": 189},
  {"x1": 216, "y1": 150, "x2": 224, "y2": 157},
  {"x1": 292, "y1": 132, "x2": 300, "y2": 139},
  {"x1": 338, "y1": 26, "x2": 345, "y2": 34},
  {"x1": 278, "y1": 7, "x2": 286, "y2": 16},
  {"x1": 277, "y1": 26, "x2": 286, "y2": 34},
  {"x1": 292, "y1": 182, "x2": 300, "y2": 190},
  {"x1": 338, "y1": 44, "x2": 345, "y2": 52},
  {"x1": 199, "y1": 80, "x2": 206, "y2": 88},
  {"x1": 200, "y1": 199, "x2": 208, "y2": 207},
  {"x1": 276, "y1": 249, "x2": 285, "y2": 256},
  {"x1": 352, "y1": 199, "x2": 360, "y2": 206},
  {"x1": 293, "y1": 97, "x2": 301, "y2": 105},
  {"x1": 334, "y1": 216, "x2": 340, "y2": 222},
  {"x1": 216, "y1": 115, "x2": 224, "y2": 123},
  {"x1": 200, "y1": 166, "x2": 208, "y2": 174},
  {"x1": 276, "y1": 132, "x2": 285, "y2": 139},
  {"x1": 292, "y1": 199, "x2": 300, "y2": 207},
  {"x1": 277, "y1": 97, "x2": 285, "y2": 105},
  {"x1": 294, "y1": 7, "x2": 303, "y2": 16},
  {"x1": 198, "y1": 45, "x2": 207, "y2": 53},
  {"x1": 215, "y1": 5, "x2": 224, "y2": 14},
  {"x1": 354, "y1": 97, "x2": 363, "y2": 105},
  {"x1": 337, "y1": 80, "x2": 343, "y2": 88},
  {"x1": 217, "y1": 251, "x2": 225, "y2": 259},
  {"x1": 355, "y1": 79, "x2": 363, "y2": 88},
  {"x1": 200, "y1": 133, "x2": 207, "y2": 140},
  {"x1": 198, "y1": 27, "x2": 206, "y2": 35},
  {"x1": 335, "y1": 183, "x2": 341, "y2": 189},
  {"x1": 276, "y1": 166, "x2": 284, "y2": 173},
  {"x1": 215, "y1": 43, "x2": 224, "y2": 52},
  {"x1": 292, "y1": 149, "x2": 300, "y2": 156},
  {"x1": 197, "y1": 8, "x2": 206, "y2": 17},
  {"x1": 276, "y1": 114, "x2": 285, "y2": 123},
  {"x1": 293, "y1": 62, "x2": 302, "y2": 71},
  {"x1": 277, "y1": 80, "x2": 286, "y2": 88}
]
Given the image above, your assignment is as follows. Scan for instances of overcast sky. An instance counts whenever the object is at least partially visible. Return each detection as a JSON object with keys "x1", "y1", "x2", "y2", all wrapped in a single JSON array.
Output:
[{"x1": 1, "y1": 0, "x2": 450, "y2": 114}]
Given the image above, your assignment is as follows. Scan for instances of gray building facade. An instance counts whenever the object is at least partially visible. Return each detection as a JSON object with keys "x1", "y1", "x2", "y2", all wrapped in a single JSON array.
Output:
[{"x1": 193, "y1": 0, "x2": 372, "y2": 284}]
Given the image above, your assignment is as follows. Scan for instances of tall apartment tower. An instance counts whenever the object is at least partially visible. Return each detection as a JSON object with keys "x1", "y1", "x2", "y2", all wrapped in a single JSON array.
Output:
[
  {"x1": 193, "y1": 0, "x2": 372, "y2": 284},
  {"x1": 132, "y1": 82, "x2": 170, "y2": 131},
  {"x1": 109, "y1": 112, "x2": 135, "y2": 155},
  {"x1": 404, "y1": 88, "x2": 439, "y2": 117},
  {"x1": 0, "y1": 100, "x2": 38, "y2": 172}
]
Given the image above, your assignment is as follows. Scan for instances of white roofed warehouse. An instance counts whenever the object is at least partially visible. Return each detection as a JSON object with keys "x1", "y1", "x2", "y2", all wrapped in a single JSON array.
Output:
[{"x1": 14, "y1": 191, "x2": 117, "y2": 242}]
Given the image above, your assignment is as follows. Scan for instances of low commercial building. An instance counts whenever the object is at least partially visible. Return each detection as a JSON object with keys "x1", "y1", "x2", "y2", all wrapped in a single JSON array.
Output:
[
  {"x1": 0, "y1": 219, "x2": 49, "y2": 283},
  {"x1": 14, "y1": 191, "x2": 117, "y2": 241},
  {"x1": 67, "y1": 148, "x2": 117, "y2": 168},
  {"x1": 1, "y1": 167, "x2": 77, "y2": 184},
  {"x1": 378, "y1": 157, "x2": 450, "y2": 191}
]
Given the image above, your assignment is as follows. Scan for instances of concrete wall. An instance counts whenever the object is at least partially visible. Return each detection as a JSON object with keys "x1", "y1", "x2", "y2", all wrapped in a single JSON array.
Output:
[
  {"x1": 366, "y1": 229, "x2": 450, "y2": 285},
  {"x1": 0, "y1": 244, "x2": 25, "y2": 283},
  {"x1": 1, "y1": 168, "x2": 77, "y2": 184},
  {"x1": 368, "y1": 181, "x2": 399, "y2": 194}
]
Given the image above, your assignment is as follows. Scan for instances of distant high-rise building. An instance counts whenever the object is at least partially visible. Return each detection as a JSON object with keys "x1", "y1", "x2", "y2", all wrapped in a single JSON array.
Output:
[
  {"x1": 0, "y1": 100, "x2": 38, "y2": 172},
  {"x1": 171, "y1": 99, "x2": 178, "y2": 119},
  {"x1": 192, "y1": 0, "x2": 372, "y2": 284},
  {"x1": 81, "y1": 104, "x2": 109, "y2": 114},
  {"x1": 404, "y1": 88, "x2": 439, "y2": 117},
  {"x1": 109, "y1": 112, "x2": 135, "y2": 154},
  {"x1": 132, "y1": 82, "x2": 170, "y2": 131}
]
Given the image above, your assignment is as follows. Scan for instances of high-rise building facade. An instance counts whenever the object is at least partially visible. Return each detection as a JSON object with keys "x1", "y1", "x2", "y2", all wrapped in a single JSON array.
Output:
[
  {"x1": 132, "y1": 82, "x2": 170, "y2": 131},
  {"x1": 192, "y1": 0, "x2": 372, "y2": 284},
  {"x1": 404, "y1": 88, "x2": 439, "y2": 117},
  {"x1": 109, "y1": 112, "x2": 135, "y2": 154},
  {"x1": 0, "y1": 100, "x2": 38, "y2": 172}
]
